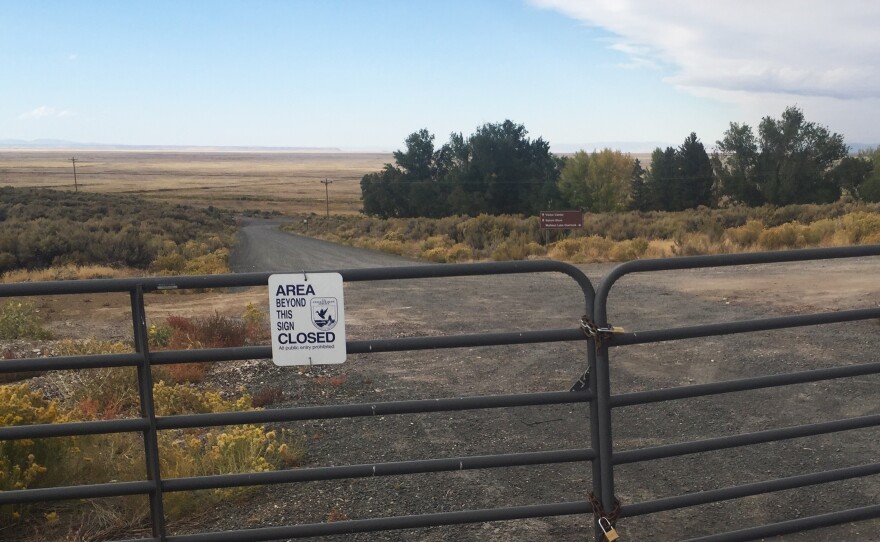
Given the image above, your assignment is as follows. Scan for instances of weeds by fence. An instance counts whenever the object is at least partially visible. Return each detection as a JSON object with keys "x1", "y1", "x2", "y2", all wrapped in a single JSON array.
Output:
[{"x1": 0, "y1": 306, "x2": 296, "y2": 540}]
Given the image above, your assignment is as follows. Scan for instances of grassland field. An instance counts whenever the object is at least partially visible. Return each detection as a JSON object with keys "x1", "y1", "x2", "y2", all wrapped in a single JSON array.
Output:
[{"x1": 0, "y1": 150, "x2": 391, "y2": 215}]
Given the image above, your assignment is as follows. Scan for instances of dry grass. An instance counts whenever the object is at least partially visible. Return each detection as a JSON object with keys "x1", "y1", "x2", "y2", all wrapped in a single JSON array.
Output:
[
  {"x1": 1, "y1": 265, "x2": 135, "y2": 283},
  {"x1": 0, "y1": 150, "x2": 388, "y2": 215},
  {"x1": 283, "y1": 205, "x2": 880, "y2": 264}
]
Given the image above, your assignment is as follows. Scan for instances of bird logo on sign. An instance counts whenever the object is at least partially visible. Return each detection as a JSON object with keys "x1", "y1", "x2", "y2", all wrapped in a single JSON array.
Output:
[{"x1": 311, "y1": 298, "x2": 338, "y2": 330}]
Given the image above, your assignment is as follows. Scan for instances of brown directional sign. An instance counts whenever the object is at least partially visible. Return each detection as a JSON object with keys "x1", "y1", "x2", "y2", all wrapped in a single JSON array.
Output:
[{"x1": 540, "y1": 210, "x2": 583, "y2": 229}]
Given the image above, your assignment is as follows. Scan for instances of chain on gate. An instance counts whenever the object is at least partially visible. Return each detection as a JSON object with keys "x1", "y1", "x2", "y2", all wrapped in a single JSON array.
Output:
[{"x1": 589, "y1": 491, "x2": 622, "y2": 541}]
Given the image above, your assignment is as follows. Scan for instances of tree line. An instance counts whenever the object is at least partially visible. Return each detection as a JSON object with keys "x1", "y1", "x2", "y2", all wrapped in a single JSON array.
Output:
[{"x1": 361, "y1": 107, "x2": 880, "y2": 218}]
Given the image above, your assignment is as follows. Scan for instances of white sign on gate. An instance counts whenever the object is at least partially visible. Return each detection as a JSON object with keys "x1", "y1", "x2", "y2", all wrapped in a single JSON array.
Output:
[{"x1": 268, "y1": 273, "x2": 346, "y2": 365}]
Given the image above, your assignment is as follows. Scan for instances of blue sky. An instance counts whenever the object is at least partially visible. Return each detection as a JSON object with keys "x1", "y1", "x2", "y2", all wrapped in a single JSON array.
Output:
[{"x1": 2, "y1": 1, "x2": 879, "y2": 151}]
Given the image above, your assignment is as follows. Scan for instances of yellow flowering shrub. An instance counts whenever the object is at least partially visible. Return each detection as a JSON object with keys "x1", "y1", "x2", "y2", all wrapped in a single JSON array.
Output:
[
  {"x1": 1, "y1": 365, "x2": 304, "y2": 531},
  {"x1": 0, "y1": 384, "x2": 70, "y2": 520},
  {"x1": 153, "y1": 381, "x2": 252, "y2": 416}
]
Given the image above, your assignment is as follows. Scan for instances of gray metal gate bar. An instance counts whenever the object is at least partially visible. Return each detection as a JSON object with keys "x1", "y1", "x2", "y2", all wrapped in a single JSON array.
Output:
[
  {"x1": 164, "y1": 501, "x2": 592, "y2": 542},
  {"x1": 681, "y1": 503, "x2": 880, "y2": 542},
  {"x1": 0, "y1": 418, "x2": 149, "y2": 441},
  {"x1": 157, "y1": 390, "x2": 591, "y2": 430},
  {"x1": 613, "y1": 414, "x2": 880, "y2": 465},
  {"x1": 609, "y1": 307, "x2": 880, "y2": 345},
  {"x1": 622, "y1": 461, "x2": 880, "y2": 517},
  {"x1": 0, "y1": 480, "x2": 156, "y2": 505},
  {"x1": 611, "y1": 359, "x2": 880, "y2": 407},
  {"x1": 162, "y1": 448, "x2": 596, "y2": 492},
  {"x1": 0, "y1": 352, "x2": 142, "y2": 373}
]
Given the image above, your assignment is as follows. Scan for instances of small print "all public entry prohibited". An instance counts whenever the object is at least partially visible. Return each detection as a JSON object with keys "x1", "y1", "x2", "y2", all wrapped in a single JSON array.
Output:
[{"x1": 268, "y1": 273, "x2": 346, "y2": 366}]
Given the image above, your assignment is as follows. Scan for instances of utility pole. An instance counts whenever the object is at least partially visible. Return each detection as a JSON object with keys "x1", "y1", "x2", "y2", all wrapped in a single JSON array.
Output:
[
  {"x1": 69, "y1": 157, "x2": 78, "y2": 192},
  {"x1": 320, "y1": 178, "x2": 332, "y2": 218}
]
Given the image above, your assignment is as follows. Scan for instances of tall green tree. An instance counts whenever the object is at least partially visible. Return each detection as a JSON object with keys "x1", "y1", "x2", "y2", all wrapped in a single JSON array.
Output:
[
  {"x1": 828, "y1": 155, "x2": 874, "y2": 199},
  {"x1": 393, "y1": 129, "x2": 436, "y2": 180},
  {"x1": 459, "y1": 120, "x2": 558, "y2": 215},
  {"x1": 629, "y1": 159, "x2": 649, "y2": 211},
  {"x1": 646, "y1": 146, "x2": 678, "y2": 211},
  {"x1": 852, "y1": 148, "x2": 880, "y2": 202},
  {"x1": 715, "y1": 106, "x2": 849, "y2": 206},
  {"x1": 361, "y1": 129, "x2": 449, "y2": 218},
  {"x1": 360, "y1": 165, "x2": 405, "y2": 218},
  {"x1": 360, "y1": 121, "x2": 559, "y2": 217},
  {"x1": 677, "y1": 132, "x2": 713, "y2": 208},
  {"x1": 757, "y1": 106, "x2": 848, "y2": 204},
  {"x1": 558, "y1": 149, "x2": 632, "y2": 212},
  {"x1": 713, "y1": 122, "x2": 762, "y2": 205}
]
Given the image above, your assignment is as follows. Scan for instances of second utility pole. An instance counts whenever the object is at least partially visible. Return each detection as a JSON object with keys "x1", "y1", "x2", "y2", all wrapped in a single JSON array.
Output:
[
  {"x1": 320, "y1": 178, "x2": 332, "y2": 218},
  {"x1": 69, "y1": 157, "x2": 78, "y2": 192}
]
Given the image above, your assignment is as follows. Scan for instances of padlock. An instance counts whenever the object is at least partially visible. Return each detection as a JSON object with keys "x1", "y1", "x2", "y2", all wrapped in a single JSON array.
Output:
[{"x1": 598, "y1": 516, "x2": 619, "y2": 542}]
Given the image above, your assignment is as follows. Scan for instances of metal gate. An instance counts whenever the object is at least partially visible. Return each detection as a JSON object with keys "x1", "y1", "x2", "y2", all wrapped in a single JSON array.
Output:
[{"x1": 1, "y1": 246, "x2": 879, "y2": 541}]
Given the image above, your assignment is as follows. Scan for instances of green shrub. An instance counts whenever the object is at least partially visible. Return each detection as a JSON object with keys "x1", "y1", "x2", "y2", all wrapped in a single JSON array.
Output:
[
  {"x1": 421, "y1": 235, "x2": 453, "y2": 251},
  {"x1": 725, "y1": 219, "x2": 764, "y2": 246},
  {"x1": 491, "y1": 233, "x2": 545, "y2": 261},
  {"x1": 609, "y1": 238, "x2": 649, "y2": 261},
  {"x1": 758, "y1": 223, "x2": 806, "y2": 250},
  {"x1": 420, "y1": 247, "x2": 448, "y2": 263},
  {"x1": 579, "y1": 236, "x2": 616, "y2": 262},
  {"x1": 446, "y1": 243, "x2": 474, "y2": 262},
  {"x1": 804, "y1": 218, "x2": 838, "y2": 245},
  {"x1": 242, "y1": 303, "x2": 269, "y2": 341},
  {"x1": 842, "y1": 212, "x2": 880, "y2": 243},
  {"x1": 672, "y1": 233, "x2": 727, "y2": 256},
  {"x1": 0, "y1": 301, "x2": 51, "y2": 340},
  {"x1": 549, "y1": 238, "x2": 583, "y2": 260},
  {"x1": 0, "y1": 187, "x2": 235, "y2": 276},
  {"x1": 148, "y1": 322, "x2": 173, "y2": 348}
]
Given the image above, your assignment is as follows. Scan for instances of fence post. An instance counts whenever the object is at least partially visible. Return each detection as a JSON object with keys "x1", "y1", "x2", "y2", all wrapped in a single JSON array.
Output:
[{"x1": 131, "y1": 286, "x2": 167, "y2": 540}]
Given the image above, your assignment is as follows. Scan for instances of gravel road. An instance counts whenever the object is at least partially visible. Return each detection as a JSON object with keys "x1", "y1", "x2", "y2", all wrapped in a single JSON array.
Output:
[
  {"x1": 205, "y1": 218, "x2": 880, "y2": 542},
  {"x1": 229, "y1": 219, "x2": 421, "y2": 272}
]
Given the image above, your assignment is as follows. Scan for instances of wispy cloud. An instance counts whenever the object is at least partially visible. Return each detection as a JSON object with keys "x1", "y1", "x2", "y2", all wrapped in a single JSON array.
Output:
[
  {"x1": 68, "y1": 53, "x2": 78, "y2": 61},
  {"x1": 18, "y1": 106, "x2": 73, "y2": 120},
  {"x1": 530, "y1": 0, "x2": 880, "y2": 101}
]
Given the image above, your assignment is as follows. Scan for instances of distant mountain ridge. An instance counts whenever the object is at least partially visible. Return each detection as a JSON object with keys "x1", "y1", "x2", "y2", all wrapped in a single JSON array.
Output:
[{"x1": 0, "y1": 139, "x2": 343, "y2": 152}]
